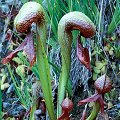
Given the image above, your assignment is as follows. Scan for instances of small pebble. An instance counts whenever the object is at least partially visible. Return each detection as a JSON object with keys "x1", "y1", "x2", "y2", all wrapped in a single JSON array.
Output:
[
  {"x1": 34, "y1": 109, "x2": 42, "y2": 115},
  {"x1": 0, "y1": 4, "x2": 10, "y2": 14},
  {"x1": 7, "y1": 104, "x2": 26, "y2": 117},
  {"x1": 116, "y1": 103, "x2": 120, "y2": 109},
  {"x1": 3, "y1": 102, "x2": 12, "y2": 111}
]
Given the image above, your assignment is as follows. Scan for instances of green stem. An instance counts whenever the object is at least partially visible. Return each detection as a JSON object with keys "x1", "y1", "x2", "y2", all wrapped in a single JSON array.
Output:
[
  {"x1": 57, "y1": 32, "x2": 72, "y2": 117},
  {"x1": 86, "y1": 102, "x2": 100, "y2": 120},
  {"x1": 7, "y1": 64, "x2": 26, "y2": 106},
  {"x1": 57, "y1": 11, "x2": 96, "y2": 117},
  {"x1": 30, "y1": 102, "x2": 36, "y2": 120},
  {"x1": 36, "y1": 23, "x2": 55, "y2": 120}
]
